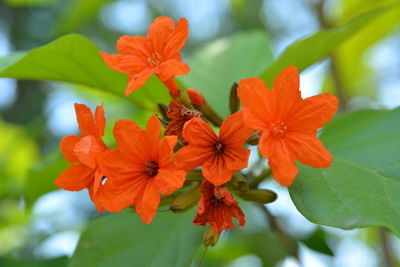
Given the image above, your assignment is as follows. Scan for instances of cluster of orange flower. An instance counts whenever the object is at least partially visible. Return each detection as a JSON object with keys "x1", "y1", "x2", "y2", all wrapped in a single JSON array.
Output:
[{"x1": 55, "y1": 16, "x2": 338, "y2": 236}]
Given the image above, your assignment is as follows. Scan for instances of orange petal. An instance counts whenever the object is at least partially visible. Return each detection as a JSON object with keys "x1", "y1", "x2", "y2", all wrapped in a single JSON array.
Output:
[
  {"x1": 220, "y1": 111, "x2": 253, "y2": 146},
  {"x1": 60, "y1": 135, "x2": 80, "y2": 163},
  {"x1": 147, "y1": 16, "x2": 175, "y2": 54},
  {"x1": 55, "y1": 164, "x2": 93, "y2": 191},
  {"x1": 202, "y1": 155, "x2": 234, "y2": 185},
  {"x1": 96, "y1": 149, "x2": 148, "y2": 212},
  {"x1": 258, "y1": 133, "x2": 298, "y2": 186},
  {"x1": 116, "y1": 35, "x2": 150, "y2": 57},
  {"x1": 158, "y1": 135, "x2": 177, "y2": 168},
  {"x1": 174, "y1": 145, "x2": 214, "y2": 171},
  {"x1": 237, "y1": 78, "x2": 274, "y2": 128},
  {"x1": 285, "y1": 132, "x2": 332, "y2": 168},
  {"x1": 269, "y1": 158, "x2": 298, "y2": 186},
  {"x1": 125, "y1": 68, "x2": 154, "y2": 95},
  {"x1": 73, "y1": 135, "x2": 103, "y2": 168},
  {"x1": 113, "y1": 119, "x2": 148, "y2": 163},
  {"x1": 145, "y1": 115, "x2": 161, "y2": 161},
  {"x1": 158, "y1": 59, "x2": 190, "y2": 81},
  {"x1": 271, "y1": 66, "x2": 302, "y2": 120},
  {"x1": 135, "y1": 180, "x2": 160, "y2": 223},
  {"x1": 74, "y1": 103, "x2": 95, "y2": 136},
  {"x1": 287, "y1": 93, "x2": 339, "y2": 133},
  {"x1": 94, "y1": 105, "x2": 106, "y2": 138},
  {"x1": 182, "y1": 117, "x2": 218, "y2": 146},
  {"x1": 163, "y1": 17, "x2": 189, "y2": 58},
  {"x1": 223, "y1": 146, "x2": 251, "y2": 171},
  {"x1": 100, "y1": 52, "x2": 147, "y2": 74},
  {"x1": 154, "y1": 166, "x2": 185, "y2": 195}
]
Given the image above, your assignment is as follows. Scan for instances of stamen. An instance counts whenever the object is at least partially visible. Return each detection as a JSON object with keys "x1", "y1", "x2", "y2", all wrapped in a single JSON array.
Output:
[
  {"x1": 270, "y1": 121, "x2": 287, "y2": 137},
  {"x1": 145, "y1": 161, "x2": 159, "y2": 177},
  {"x1": 214, "y1": 142, "x2": 225, "y2": 153},
  {"x1": 147, "y1": 52, "x2": 163, "y2": 67}
]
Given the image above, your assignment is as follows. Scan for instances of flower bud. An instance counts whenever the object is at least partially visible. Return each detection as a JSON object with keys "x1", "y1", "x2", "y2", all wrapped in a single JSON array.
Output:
[
  {"x1": 203, "y1": 226, "x2": 219, "y2": 247},
  {"x1": 169, "y1": 183, "x2": 201, "y2": 213},
  {"x1": 247, "y1": 131, "x2": 260, "y2": 146},
  {"x1": 227, "y1": 172, "x2": 249, "y2": 192},
  {"x1": 157, "y1": 103, "x2": 169, "y2": 121},
  {"x1": 187, "y1": 88, "x2": 206, "y2": 107},
  {"x1": 229, "y1": 82, "x2": 240, "y2": 114},
  {"x1": 236, "y1": 189, "x2": 277, "y2": 204}
]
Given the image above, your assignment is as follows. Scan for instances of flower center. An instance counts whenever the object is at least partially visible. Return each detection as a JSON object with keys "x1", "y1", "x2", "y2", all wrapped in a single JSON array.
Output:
[
  {"x1": 210, "y1": 196, "x2": 224, "y2": 206},
  {"x1": 147, "y1": 52, "x2": 163, "y2": 66},
  {"x1": 214, "y1": 142, "x2": 225, "y2": 153},
  {"x1": 270, "y1": 121, "x2": 287, "y2": 137},
  {"x1": 145, "y1": 161, "x2": 159, "y2": 177}
]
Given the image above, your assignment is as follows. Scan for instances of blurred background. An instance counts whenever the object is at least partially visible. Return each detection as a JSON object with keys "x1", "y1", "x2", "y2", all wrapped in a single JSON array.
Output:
[{"x1": 0, "y1": 0, "x2": 399, "y2": 266}]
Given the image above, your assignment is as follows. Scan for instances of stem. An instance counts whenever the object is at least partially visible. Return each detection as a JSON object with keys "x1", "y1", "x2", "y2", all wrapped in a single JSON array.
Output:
[
  {"x1": 196, "y1": 246, "x2": 208, "y2": 267},
  {"x1": 378, "y1": 227, "x2": 396, "y2": 267},
  {"x1": 257, "y1": 204, "x2": 299, "y2": 259},
  {"x1": 248, "y1": 168, "x2": 272, "y2": 189}
]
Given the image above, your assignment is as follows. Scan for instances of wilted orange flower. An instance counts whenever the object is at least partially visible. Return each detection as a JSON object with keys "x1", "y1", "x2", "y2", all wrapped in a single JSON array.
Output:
[
  {"x1": 100, "y1": 16, "x2": 190, "y2": 96},
  {"x1": 237, "y1": 66, "x2": 338, "y2": 186},
  {"x1": 175, "y1": 111, "x2": 253, "y2": 185},
  {"x1": 187, "y1": 88, "x2": 206, "y2": 106},
  {"x1": 165, "y1": 101, "x2": 202, "y2": 138},
  {"x1": 193, "y1": 180, "x2": 245, "y2": 234},
  {"x1": 97, "y1": 115, "x2": 186, "y2": 223},
  {"x1": 55, "y1": 104, "x2": 108, "y2": 212}
]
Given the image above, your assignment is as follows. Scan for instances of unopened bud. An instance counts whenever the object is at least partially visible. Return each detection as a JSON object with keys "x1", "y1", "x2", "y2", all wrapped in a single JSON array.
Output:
[
  {"x1": 229, "y1": 82, "x2": 240, "y2": 114},
  {"x1": 227, "y1": 172, "x2": 249, "y2": 192},
  {"x1": 187, "y1": 88, "x2": 206, "y2": 107},
  {"x1": 170, "y1": 183, "x2": 201, "y2": 213},
  {"x1": 203, "y1": 226, "x2": 219, "y2": 247},
  {"x1": 157, "y1": 103, "x2": 169, "y2": 121},
  {"x1": 237, "y1": 189, "x2": 277, "y2": 204},
  {"x1": 247, "y1": 131, "x2": 260, "y2": 145}
]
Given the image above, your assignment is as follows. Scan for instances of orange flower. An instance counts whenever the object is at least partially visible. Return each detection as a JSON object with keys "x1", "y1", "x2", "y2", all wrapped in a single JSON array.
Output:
[
  {"x1": 187, "y1": 88, "x2": 206, "y2": 106},
  {"x1": 175, "y1": 111, "x2": 253, "y2": 185},
  {"x1": 193, "y1": 180, "x2": 245, "y2": 234},
  {"x1": 165, "y1": 101, "x2": 202, "y2": 138},
  {"x1": 100, "y1": 16, "x2": 190, "y2": 96},
  {"x1": 237, "y1": 66, "x2": 338, "y2": 186},
  {"x1": 55, "y1": 104, "x2": 108, "y2": 212},
  {"x1": 97, "y1": 115, "x2": 186, "y2": 223}
]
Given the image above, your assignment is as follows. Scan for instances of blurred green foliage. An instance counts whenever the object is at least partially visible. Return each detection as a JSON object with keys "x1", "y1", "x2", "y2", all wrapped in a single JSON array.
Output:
[{"x1": 0, "y1": 0, "x2": 399, "y2": 266}]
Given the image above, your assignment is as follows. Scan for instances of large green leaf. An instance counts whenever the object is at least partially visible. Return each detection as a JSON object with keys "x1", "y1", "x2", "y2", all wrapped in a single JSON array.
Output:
[
  {"x1": 70, "y1": 210, "x2": 203, "y2": 267},
  {"x1": 55, "y1": 0, "x2": 113, "y2": 35},
  {"x1": 259, "y1": 5, "x2": 397, "y2": 85},
  {"x1": 0, "y1": 34, "x2": 169, "y2": 111},
  {"x1": 180, "y1": 31, "x2": 274, "y2": 116},
  {"x1": 3, "y1": 0, "x2": 55, "y2": 6},
  {"x1": 289, "y1": 108, "x2": 400, "y2": 236}
]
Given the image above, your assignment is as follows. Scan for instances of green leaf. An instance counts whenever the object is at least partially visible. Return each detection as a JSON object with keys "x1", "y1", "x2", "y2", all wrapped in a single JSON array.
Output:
[
  {"x1": 70, "y1": 210, "x2": 203, "y2": 267},
  {"x1": 259, "y1": 5, "x2": 397, "y2": 85},
  {"x1": 180, "y1": 31, "x2": 274, "y2": 116},
  {"x1": 3, "y1": 0, "x2": 55, "y2": 6},
  {"x1": 24, "y1": 153, "x2": 68, "y2": 206},
  {"x1": 300, "y1": 228, "x2": 334, "y2": 256},
  {"x1": 0, "y1": 257, "x2": 68, "y2": 267},
  {"x1": 55, "y1": 0, "x2": 113, "y2": 35},
  {"x1": 0, "y1": 119, "x2": 39, "y2": 196},
  {"x1": 289, "y1": 108, "x2": 400, "y2": 236},
  {"x1": 0, "y1": 34, "x2": 169, "y2": 111}
]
